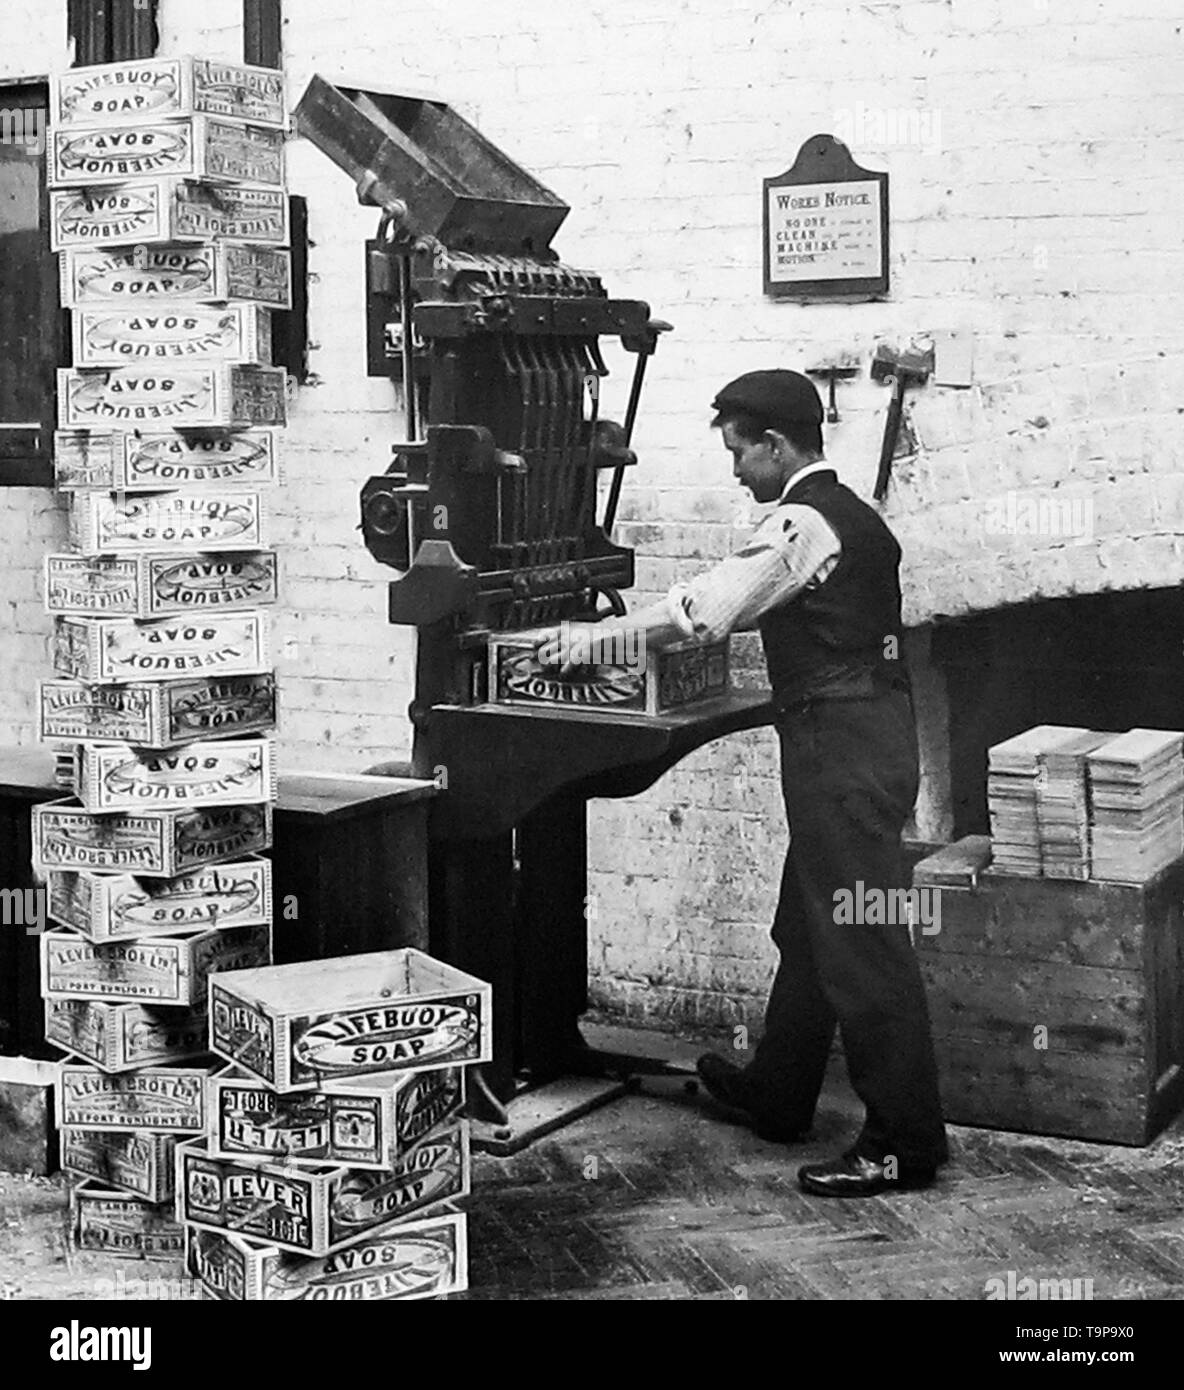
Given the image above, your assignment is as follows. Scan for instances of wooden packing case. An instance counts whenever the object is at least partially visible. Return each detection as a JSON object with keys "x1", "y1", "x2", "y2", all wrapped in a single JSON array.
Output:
[
  {"x1": 45, "y1": 553, "x2": 280, "y2": 619},
  {"x1": 209, "y1": 947, "x2": 492, "y2": 1091},
  {"x1": 61, "y1": 1129, "x2": 176, "y2": 1202},
  {"x1": 71, "y1": 303, "x2": 272, "y2": 368},
  {"x1": 52, "y1": 612, "x2": 270, "y2": 685},
  {"x1": 51, "y1": 180, "x2": 290, "y2": 251},
  {"x1": 59, "y1": 243, "x2": 292, "y2": 309},
  {"x1": 53, "y1": 427, "x2": 282, "y2": 492},
  {"x1": 64, "y1": 492, "x2": 269, "y2": 556},
  {"x1": 57, "y1": 365, "x2": 288, "y2": 429},
  {"x1": 50, "y1": 117, "x2": 285, "y2": 189},
  {"x1": 69, "y1": 737, "x2": 276, "y2": 812},
  {"x1": 56, "y1": 1062, "x2": 214, "y2": 1132},
  {"x1": 72, "y1": 1179, "x2": 185, "y2": 1260},
  {"x1": 51, "y1": 57, "x2": 287, "y2": 129},
  {"x1": 39, "y1": 675, "x2": 277, "y2": 747},
  {"x1": 45, "y1": 998, "x2": 208, "y2": 1072}
]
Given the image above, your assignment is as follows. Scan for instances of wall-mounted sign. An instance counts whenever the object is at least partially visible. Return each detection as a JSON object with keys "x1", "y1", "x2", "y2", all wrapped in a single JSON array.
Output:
[{"x1": 763, "y1": 133, "x2": 888, "y2": 300}]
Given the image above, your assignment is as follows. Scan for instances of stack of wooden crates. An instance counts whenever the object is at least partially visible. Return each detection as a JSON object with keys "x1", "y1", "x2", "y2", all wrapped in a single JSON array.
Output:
[{"x1": 34, "y1": 56, "x2": 291, "y2": 1260}]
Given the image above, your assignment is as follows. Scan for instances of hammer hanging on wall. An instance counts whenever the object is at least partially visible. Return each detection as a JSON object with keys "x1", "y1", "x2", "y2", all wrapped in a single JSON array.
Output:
[{"x1": 870, "y1": 343, "x2": 932, "y2": 502}]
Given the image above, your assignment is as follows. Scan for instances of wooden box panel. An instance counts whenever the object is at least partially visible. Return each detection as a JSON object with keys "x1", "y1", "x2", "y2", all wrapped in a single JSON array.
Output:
[
  {"x1": 46, "y1": 552, "x2": 279, "y2": 617},
  {"x1": 61, "y1": 1129, "x2": 176, "y2": 1201},
  {"x1": 60, "y1": 244, "x2": 292, "y2": 309},
  {"x1": 72, "y1": 1179, "x2": 185, "y2": 1260},
  {"x1": 54, "y1": 427, "x2": 282, "y2": 491},
  {"x1": 57, "y1": 1062, "x2": 214, "y2": 1132},
  {"x1": 50, "y1": 117, "x2": 285, "y2": 189},
  {"x1": 52, "y1": 612, "x2": 271, "y2": 686},
  {"x1": 50, "y1": 180, "x2": 290, "y2": 251},
  {"x1": 72, "y1": 303, "x2": 271, "y2": 368},
  {"x1": 40, "y1": 675, "x2": 277, "y2": 747},
  {"x1": 57, "y1": 365, "x2": 288, "y2": 429},
  {"x1": 51, "y1": 58, "x2": 286, "y2": 129},
  {"x1": 72, "y1": 738, "x2": 275, "y2": 812}
]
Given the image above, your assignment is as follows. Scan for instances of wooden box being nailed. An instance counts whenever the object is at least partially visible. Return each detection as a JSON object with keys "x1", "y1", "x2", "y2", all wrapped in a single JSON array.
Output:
[
  {"x1": 52, "y1": 612, "x2": 270, "y2": 685},
  {"x1": 46, "y1": 552, "x2": 280, "y2": 619},
  {"x1": 41, "y1": 921, "x2": 272, "y2": 1006},
  {"x1": 187, "y1": 1210, "x2": 468, "y2": 1302},
  {"x1": 210, "y1": 948, "x2": 492, "y2": 1091},
  {"x1": 72, "y1": 1180, "x2": 185, "y2": 1260},
  {"x1": 72, "y1": 303, "x2": 272, "y2": 368},
  {"x1": 45, "y1": 998, "x2": 208, "y2": 1072},
  {"x1": 60, "y1": 243, "x2": 292, "y2": 309},
  {"x1": 58, "y1": 365, "x2": 288, "y2": 429},
  {"x1": 40, "y1": 675, "x2": 277, "y2": 747},
  {"x1": 57, "y1": 1062, "x2": 213, "y2": 1132},
  {"x1": 208, "y1": 1065, "x2": 466, "y2": 1170},
  {"x1": 50, "y1": 117, "x2": 285, "y2": 189},
  {"x1": 489, "y1": 631, "x2": 731, "y2": 715},
  {"x1": 47, "y1": 857, "x2": 272, "y2": 943},
  {"x1": 51, "y1": 180, "x2": 290, "y2": 252},
  {"x1": 54, "y1": 428, "x2": 282, "y2": 492},
  {"x1": 66, "y1": 493, "x2": 269, "y2": 556},
  {"x1": 61, "y1": 1129, "x2": 176, "y2": 1202},
  {"x1": 71, "y1": 737, "x2": 275, "y2": 813},
  {"x1": 51, "y1": 58, "x2": 287, "y2": 129},
  {"x1": 177, "y1": 1123, "x2": 470, "y2": 1256}
]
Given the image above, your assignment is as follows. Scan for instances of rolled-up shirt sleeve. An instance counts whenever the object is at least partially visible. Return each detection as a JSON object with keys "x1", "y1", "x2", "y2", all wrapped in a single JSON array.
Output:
[{"x1": 665, "y1": 504, "x2": 841, "y2": 643}]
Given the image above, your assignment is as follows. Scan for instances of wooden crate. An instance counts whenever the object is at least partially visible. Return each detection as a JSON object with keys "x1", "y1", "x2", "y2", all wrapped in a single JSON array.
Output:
[
  {"x1": 207, "y1": 1064, "x2": 465, "y2": 1170},
  {"x1": 915, "y1": 847, "x2": 1184, "y2": 1144},
  {"x1": 59, "y1": 243, "x2": 291, "y2": 309},
  {"x1": 57, "y1": 365, "x2": 287, "y2": 429},
  {"x1": 186, "y1": 1210, "x2": 467, "y2": 1301},
  {"x1": 66, "y1": 491, "x2": 269, "y2": 554},
  {"x1": 51, "y1": 57, "x2": 286, "y2": 128},
  {"x1": 177, "y1": 1123, "x2": 470, "y2": 1256},
  {"x1": 54, "y1": 427, "x2": 282, "y2": 491},
  {"x1": 61, "y1": 1129, "x2": 176, "y2": 1202},
  {"x1": 50, "y1": 180, "x2": 289, "y2": 251},
  {"x1": 72, "y1": 303, "x2": 272, "y2": 368},
  {"x1": 45, "y1": 552, "x2": 279, "y2": 618},
  {"x1": 52, "y1": 612, "x2": 270, "y2": 686},
  {"x1": 33, "y1": 799, "x2": 272, "y2": 877},
  {"x1": 40, "y1": 675, "x2": 277, "y2": 747},
  {"x1": 56, "y1": 1062, "x2": 214, "y2": 1133},
  {"x1": 41, "y1": 920, "x2": 272, "y2": 1006},
  {"x1": 50, "y1": 117, "x2": 285, "y2": 188},
  {"x1": 209, "y1": 947, "x2": 491, "y2": 1091},
  {"x1": 45, "y1": 998, "x2": 207, "y2": 1072},
  {"x1": 71, "y1": 1179, "x2": 185, "y2": 1260},
  {"x1": 46, "y1": 857, "x2": 272, "y2": 942},
  {"x1": 70, "y1": 737, "x2": 275, "y2": 813}
]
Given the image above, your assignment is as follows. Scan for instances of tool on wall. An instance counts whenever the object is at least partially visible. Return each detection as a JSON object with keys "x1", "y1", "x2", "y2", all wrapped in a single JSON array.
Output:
[
  {"x1": 805, "y1": 356, "x2": 861, "y2": 424},
  {"x1": 870, "y1": 342, "x2": 933, "y2": 501}
]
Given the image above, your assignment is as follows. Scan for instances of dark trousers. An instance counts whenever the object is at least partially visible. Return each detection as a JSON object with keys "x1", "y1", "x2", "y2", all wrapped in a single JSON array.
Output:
[{"x1": 746, "y1": 689, "x2": 949, "y2": 1169}]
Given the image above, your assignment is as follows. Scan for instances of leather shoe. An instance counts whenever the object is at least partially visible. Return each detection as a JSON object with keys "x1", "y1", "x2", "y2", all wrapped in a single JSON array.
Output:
[
  {"x1": 798, "y1": 1148, "x2": 936, "y2": 1198},
  {"x1": 695, "y1": 1054, "x2": 802, "y2": 1143}
]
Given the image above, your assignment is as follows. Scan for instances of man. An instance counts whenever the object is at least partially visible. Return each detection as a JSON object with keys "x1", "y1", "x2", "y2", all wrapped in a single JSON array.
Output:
[{"x1": 540, "y1": 368, "x2": 948, "y2": 1197}]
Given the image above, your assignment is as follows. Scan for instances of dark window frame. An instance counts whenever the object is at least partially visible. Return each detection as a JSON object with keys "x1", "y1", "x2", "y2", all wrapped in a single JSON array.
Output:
[{"x1": 0, "y1": 78, "x2": 63, "y2": 488}]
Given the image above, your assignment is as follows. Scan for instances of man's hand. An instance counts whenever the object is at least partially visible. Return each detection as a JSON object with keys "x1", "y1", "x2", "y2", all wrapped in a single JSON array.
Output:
[{"x1": 534, "y1": 623, "x2": 608, "y2": 675}]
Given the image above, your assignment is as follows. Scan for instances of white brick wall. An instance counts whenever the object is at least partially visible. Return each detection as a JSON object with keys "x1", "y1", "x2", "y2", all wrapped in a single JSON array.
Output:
[{"x1": 0, "y1": 0, "x2": 1179, "y2": 1026}]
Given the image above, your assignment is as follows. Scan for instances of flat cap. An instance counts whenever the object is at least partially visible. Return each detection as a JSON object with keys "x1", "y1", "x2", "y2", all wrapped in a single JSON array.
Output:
[{"x1": 711, "y1": 369, "x2": 823, "y2": 427}]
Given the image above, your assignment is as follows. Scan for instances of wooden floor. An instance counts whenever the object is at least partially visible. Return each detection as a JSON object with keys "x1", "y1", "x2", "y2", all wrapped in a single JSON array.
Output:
[{"x1": 2, "y1": 1023, "x2": 1183, "y2": 1301}]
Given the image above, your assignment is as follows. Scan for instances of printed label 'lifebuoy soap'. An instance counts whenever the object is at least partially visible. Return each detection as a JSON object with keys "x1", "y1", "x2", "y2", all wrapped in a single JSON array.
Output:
[
  {"x1": 60, "y1": 244, "x2": 292, "y2": 309},
  {"x1": 51, "y1": 57, "x2": 287, "y2": 130},
  {"x1": 66, "y1": 493, "x2": 270, "y2": 556},
  {"x1": 54, "y1": 428, "x2": 282, "y2": 492},
  {"x1": 72, "y1": 737, "x2": 275, "y2": 812},
  {"x1": 51, "y1": 180, "x2": 290, "y2": 251},
  {"x1": 52, "y1": 612, "x2": 270, "y2": 685},
  {"x1": 50, "y1": 117, "x2": 285, "y2": 189},
  {"x1": 58, "y1": 365, "x2": 287, "y2": 429},
  {"x1": 46, "y1": 552, "x2": 280, "y2": 619}
]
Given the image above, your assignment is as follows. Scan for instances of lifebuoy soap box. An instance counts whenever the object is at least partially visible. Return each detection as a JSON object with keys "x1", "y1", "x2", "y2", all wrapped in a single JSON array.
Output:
[
  {"x1": 50, "y1": 117, "x2": 285, "y2": 189},
  {"x1": 51, "y1": 57, "x2": 287, "y2": 129},
  {"x1": 52, "y1": 612, "x2": 270, "y2": 685},
  {"x1": 72, "y1": 303, "x2": 272, "y2": 368},
  {"x1": 65, "y1": 493, "x2": 269, "y2": 556},
  {"x1": 47, "y1": 552, "x2": 279, "y2": 617},
  {"x1": 45, "y1": 998, "x2": 208, "y2": 1072},
  {"x1": 54, "y1": 428, "x2": 282, "y2": 492},
  {"x1": 33, "y1": 800, "x2": 272, "y2": 877},
  {"x1": 187, "y1": 1210, "x2": 468, "y2": 1302},
  {"x1": 71, "y1": 737, "x2": 275, "y2": 812},
  {"x1": 39, "y1": 675, "x2": 278, "y2": 747},
  {"x1": 45, "y1": 857, "x2": 272, "y2": 942},
  {"x1": 177, "y1": 1123, "x2": 470, "y2": 1256},
  {"x1": 58, "y1": 365, "x2": 288, "y2": 429},
  {"x1": 208, "y1": 1065, "x2": 465, "y2": 1170},
  {"x1": 60, "y1": 244, "x2": 292, "y2": 309},
  {"x1": 73, "y1": 1181, "x2": 185, "y2": 1261},
  {"x1": 51, "y1": 180, "x2": 290, "y2": 252},
  {"x1": 210, "y1": 947, "x2": 492, "y2": 1092}
]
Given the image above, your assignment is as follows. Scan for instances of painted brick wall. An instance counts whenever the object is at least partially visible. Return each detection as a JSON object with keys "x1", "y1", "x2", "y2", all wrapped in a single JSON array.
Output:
[{"x1": 1, "y1": 0, "x2": 1179, "y2": 1030}]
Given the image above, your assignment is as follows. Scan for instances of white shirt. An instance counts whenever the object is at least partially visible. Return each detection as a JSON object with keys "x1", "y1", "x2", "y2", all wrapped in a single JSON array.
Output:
[{"x1": 665, "y1": 464, "x2": 842, "y2": 644}]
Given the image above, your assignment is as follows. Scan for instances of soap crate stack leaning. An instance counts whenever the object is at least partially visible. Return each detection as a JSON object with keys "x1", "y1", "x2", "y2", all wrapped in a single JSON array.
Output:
[
  {"x1": 36, "y1": 56, "x2": 290, "y2": 1263},
  {"x1": 180, "y1": 949, "x2": 488, "y2": 1300}
]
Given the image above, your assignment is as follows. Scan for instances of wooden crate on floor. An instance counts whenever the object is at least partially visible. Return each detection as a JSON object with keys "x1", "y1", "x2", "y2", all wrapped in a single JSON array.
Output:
[{"x1": 915, "y1": 843, "x2": 1184, "y2": 1145}]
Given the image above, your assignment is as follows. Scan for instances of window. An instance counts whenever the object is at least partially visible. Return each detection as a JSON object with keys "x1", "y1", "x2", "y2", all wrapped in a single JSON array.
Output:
[{"x1": 0, "y1": 82, "x2": 60, "y2": 486}]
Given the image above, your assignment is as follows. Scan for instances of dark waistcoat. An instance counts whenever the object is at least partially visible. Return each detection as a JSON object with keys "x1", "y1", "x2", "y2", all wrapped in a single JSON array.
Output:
[{"x1": 757, "y1": 469, "x2": 908, "y2": 704}]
